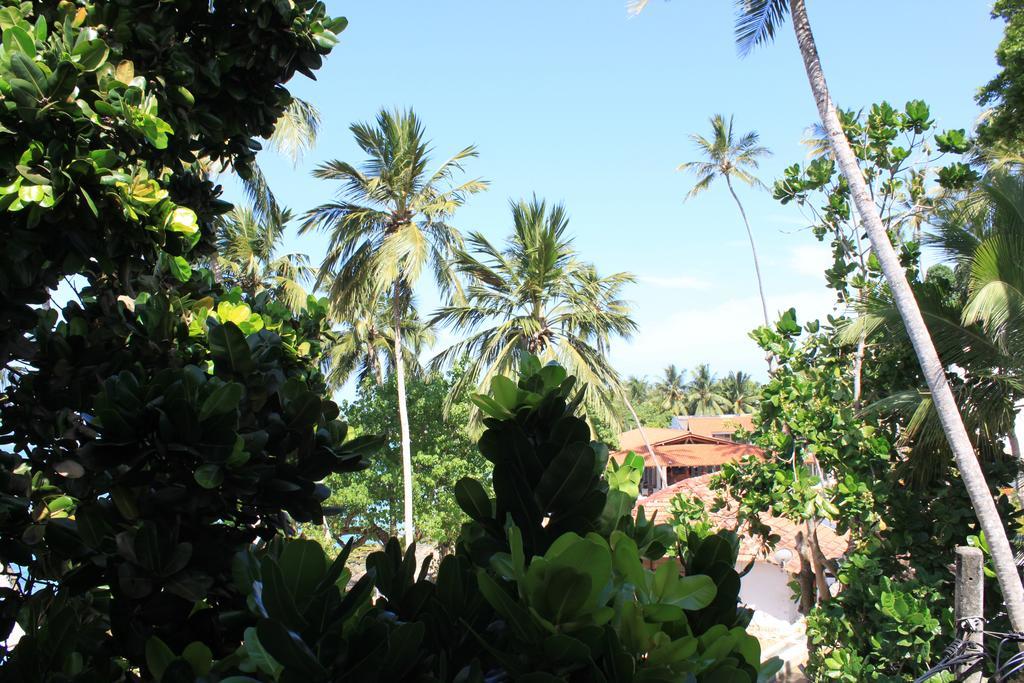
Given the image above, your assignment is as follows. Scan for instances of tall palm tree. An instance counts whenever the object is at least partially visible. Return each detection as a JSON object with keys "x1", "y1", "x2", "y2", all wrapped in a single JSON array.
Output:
[
  {"x1": 430, "y1": 197, "x2": 637, "y2": 427},
  {"x1": 721, "y1": 370, "x2": 759, "y2": 414},
  {"x1": 678, "y1": 114, "x2": 771, "y2": 327},
  {"x1": 215, "y1": 206, "x2": 314, "y2": 312},
  {"x1": 730, "y1": 0, "x2": 1024, "y2": 628},
  {"x1": 686, "y1": 363, "x2": 730, "y2": 416},
  {"x1": 302, "y1": 108, "x2": 487, "y2": 547},
  {"x1": 656, "y1": 364, "x2": 688, "y2": 415},
  {"x1": 324, "y1": 297, "x2": 436, "y2": 390}
]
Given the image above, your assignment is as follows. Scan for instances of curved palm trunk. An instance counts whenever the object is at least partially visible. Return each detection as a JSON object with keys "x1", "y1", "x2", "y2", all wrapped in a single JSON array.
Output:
[
  {"x1": 790, "y1": 0, "x2": 1024, "y2": 630},
  {"x1": 392, "y1": 286, "x2": 415, "y2": 548},
  {"x1": 621, "y1": 392, "x2": 666, "y2": 489},
  {"x1": 725, "y1": 175, "x2": 770, "y2": 328}
]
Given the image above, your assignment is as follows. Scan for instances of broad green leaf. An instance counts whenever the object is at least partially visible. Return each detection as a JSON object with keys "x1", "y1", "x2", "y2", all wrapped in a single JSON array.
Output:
[
  {"x1": 217, "y1": 301, "x2": 253, "y2": 326},
  {"x1": 454, "y1": 477, "x2": 491, "y2": 522},
  {"x1": 167, "y1": 255, "x2": 191, "y2": 282},
  {"x1": 208, "y1": 322, "x2": 254, "y2": 375},
  {"x1": 198, "y1": 381, "x2": 244, "y2": 421},
  {"x1": 254, "y1": 619, "x2": 326, "y2": 679},
  {"x1": 165, "y1": 206, "x2": 198, "y2": 235},
  {"x1": 145, "y1": 636, "x2": 176, "y2": 681},
  {"x1": 279, "y1": 539, "x2": 328, "y2": 607},
  {"x1": 193, "y1": 464, "x2": 223, "y2": 489},
  {"x1": 3, "y1": 26, "x2": 35, "y2": 58},
  {"x1": 70, "y1": 37, "x2": 109, "y2": 71},
  {"x1": 181, "y1": 642, "x2": 212, "y2": 676}
]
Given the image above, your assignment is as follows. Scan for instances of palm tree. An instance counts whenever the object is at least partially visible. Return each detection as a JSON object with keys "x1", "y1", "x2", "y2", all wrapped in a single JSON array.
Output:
[
  {"x1": 721, "y1": 370, "x2": 759, "y2": 414},
  {"x1": 686, "y1": 363, "x2": 730, "y2": 416},
  {"x1": 302, "y1": 108, "x2": 487, "y2": 547},
  {"x1": 242, "y1": 97, "x2": 322, "y2": 221},
  {"x1": 431, "y1": 197, "x2": 636, "y2": 427},
  {"x1": 730, "y1": 0, "x2": 1024, "y2": 628},
  {"x1": 324, "y1": 297, "x2": 436, "y2": 390},
  {"x1": 215, "y1": 205, "x2": 314, "y2": 312},
  {"x1": 625, "y1": 376, "x2": 650, "y2": 403},
  {"x1": 656, "y1": 364, "x2": 688, "y2": 415},
  {"x1": 678, "y1": 114, "x2": 771, "y2": 327}
]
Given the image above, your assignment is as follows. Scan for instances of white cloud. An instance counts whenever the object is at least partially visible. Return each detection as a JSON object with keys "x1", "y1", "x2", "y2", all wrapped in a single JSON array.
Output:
[
  {"x1": 639, "y1": 274, "x2": 711, "y2": 290},
  {"x1": 610, "y1": 287, "x2": 837, "y2": 382},
  {"x1": 787, "y1": 244, "x2": 833, "y2": 278}
]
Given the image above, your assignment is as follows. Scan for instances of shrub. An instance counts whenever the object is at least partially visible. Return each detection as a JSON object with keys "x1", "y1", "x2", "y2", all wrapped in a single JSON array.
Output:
[{"x1": 210, "y1": 359, "x2": 780, "y2": 682}]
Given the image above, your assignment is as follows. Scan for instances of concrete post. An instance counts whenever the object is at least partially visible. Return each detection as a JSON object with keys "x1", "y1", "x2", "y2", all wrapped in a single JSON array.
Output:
[{"x1": 955, "y1": 546, "x2": 984, "y2": 683}]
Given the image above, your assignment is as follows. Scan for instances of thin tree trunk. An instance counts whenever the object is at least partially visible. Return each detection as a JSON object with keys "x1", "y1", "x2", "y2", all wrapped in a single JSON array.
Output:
[
  {"x1": 795, "y1": 530, "x2": 816, "y2": 614},
  {"x1": 621, "y1": 392, "x2": 666, "y2": 489},
  {"x1": 1009, "y1": 423, "x2": 1024, "y2": 504},
  {"x1": 393, "y1": 286, "x2": 415, "y2": 548},
  {"x1": 852, "y1": 330, "x2": 867, "y2": 407},
  {"x1": 805, "y1": 519, "x2": 831, "y2": 602},
  {"x1": 725, "y1": 175, "x2": 770, "y2": 328},
  {"x1": 790, "y1": 0, "x2": 1024, "y2": 631}
]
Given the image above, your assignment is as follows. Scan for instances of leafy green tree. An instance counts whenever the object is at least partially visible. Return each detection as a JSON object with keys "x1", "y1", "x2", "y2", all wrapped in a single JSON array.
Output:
[
  {"x1": 685, "y1": 363, "x2": 730, "y2": 416},
  {"x1": 977, "y1": 0, "x2": 1024, "y2": 152},
  {"x1": 214, "y1": 205, "x2": 314, "y2": 312},
  {"x1": 719, "y1": 311, "x2": 1018, "y2": 680},
  {"x1": 679, "y1": 114, "x2": 771, "y2": 327},
  {"x1": 728, "y1": 0, "x2": 1024, "y2": 626},
  {"x1": 302, "y1": 108, "x2": 487, "y2": 546},
  {"x1": 431, "y1": 197, "x2": 637, "y2": 428},
  {"x1": 774, "y1": 99, "x2": 976, "y2": 403},
  {"x1": 321, "y1": 367, "x2": 488, "y2": 553}
]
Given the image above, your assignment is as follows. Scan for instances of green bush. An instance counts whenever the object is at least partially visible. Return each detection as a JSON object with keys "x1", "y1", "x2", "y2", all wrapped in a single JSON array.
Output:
[
  {"x1": 210, "y1": 359, "x2": 780, "y2": 682},
  {"x1": 0, "y1": 0, "x2": 357, "y2": 678}
]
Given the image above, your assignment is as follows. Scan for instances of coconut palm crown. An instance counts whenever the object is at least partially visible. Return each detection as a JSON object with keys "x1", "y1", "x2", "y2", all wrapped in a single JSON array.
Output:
[{"x1": 431, "y1": 197, "x2": 637, "y2": 426}]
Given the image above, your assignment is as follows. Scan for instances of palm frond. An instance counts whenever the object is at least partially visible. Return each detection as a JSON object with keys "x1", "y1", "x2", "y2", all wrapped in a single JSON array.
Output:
[
  {"x1": 735, "y1": 0, "x2": 791, "y2": 57},
  {"x1": 268, "y1": 97, "x2": 321, "y2": 166}
]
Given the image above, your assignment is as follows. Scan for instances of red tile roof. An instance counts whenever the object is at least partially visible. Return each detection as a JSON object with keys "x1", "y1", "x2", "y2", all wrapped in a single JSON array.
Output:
[
  {"x1": 674, "y1": 414, "x2": 755, "y2": 438},
  {"x1": 612, "y1": 429, "x2": 762, "y2": 469},
  {"x1": 617, "y1": 428, "x2": 693, "y2": 453},
  {"x1": 636, "y1": 474, "x2": 849, "y2": 572}
]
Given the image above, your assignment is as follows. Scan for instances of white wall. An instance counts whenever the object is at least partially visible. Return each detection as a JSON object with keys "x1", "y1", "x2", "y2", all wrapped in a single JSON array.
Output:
[{"x1": 739, "y1": 561, "x2": 800, "y2": 623}]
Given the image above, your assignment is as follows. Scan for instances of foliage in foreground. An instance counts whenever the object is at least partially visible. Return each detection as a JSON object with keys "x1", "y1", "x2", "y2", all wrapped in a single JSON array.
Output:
[
  {"x1": 715, "y1": 312, "x2": 1018, "y2": 681},
  {"x1": 169, "y1": 359, "x2": 777, "y2": 682},
  {"x1": 0, "y1": 0, "x2": 359, "y2": 677}
]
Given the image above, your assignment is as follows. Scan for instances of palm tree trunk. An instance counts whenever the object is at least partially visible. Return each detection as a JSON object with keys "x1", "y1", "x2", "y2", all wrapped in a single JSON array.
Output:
[
  {"x1": 621, "y1": 392, "x2": 666, "y2": 489},
  {"x1": 1009, "y1": 423, "x2": 1024, "y2": 504},
  {"x1": 790, "y1": 0, "x2": 1024, "y2": 631},
  {"x1": 725, "y1": 175, "x2": 770, "y2": 328},
  {"x1": 392, "y1": 285, "x2": 415, "y2": 548}
]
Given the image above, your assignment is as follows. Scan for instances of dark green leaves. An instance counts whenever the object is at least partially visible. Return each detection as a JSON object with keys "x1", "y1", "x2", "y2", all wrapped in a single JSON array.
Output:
[
  {"x1": 455, "y1": 477, "x2": 491, "y2": 522},
  {"x1": 198, "y1": 381, "x2": 244, "y2": 421},
  {"x1": 208, "y1": 322, "x2": 254, "y2": 375},
  {"x1": 935, "y1": 128, "x2": 970, "y2": 154}
]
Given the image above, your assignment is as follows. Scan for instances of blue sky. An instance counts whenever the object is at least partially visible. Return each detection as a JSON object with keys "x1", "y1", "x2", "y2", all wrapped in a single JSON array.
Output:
[{"x1": 222, "y1": 1, "x2": 1003, "y2": 388}]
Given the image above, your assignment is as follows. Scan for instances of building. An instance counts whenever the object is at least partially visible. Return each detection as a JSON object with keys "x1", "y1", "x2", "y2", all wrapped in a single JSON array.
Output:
[
  {"x1": 637, "y1": 473, "x2": 849, "y2": 623},
  {"x1": 612, "y1": 414, "x2": 761, "y2": 495}
]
